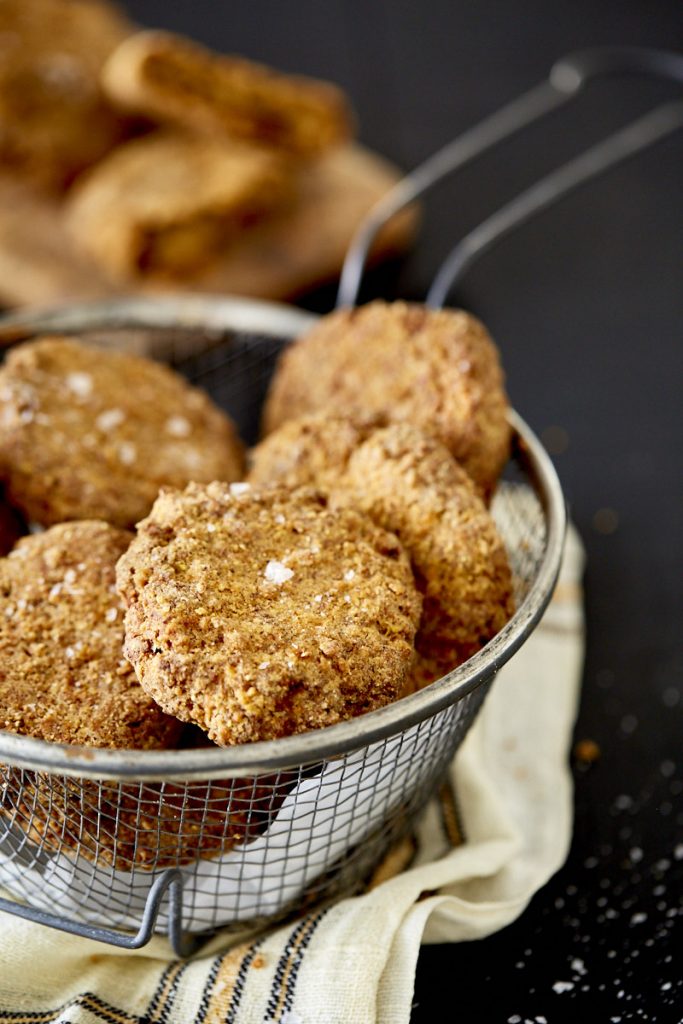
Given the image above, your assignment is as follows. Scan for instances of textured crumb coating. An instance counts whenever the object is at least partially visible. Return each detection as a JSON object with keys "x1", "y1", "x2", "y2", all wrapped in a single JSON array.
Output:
[
  {"x1": 342, "y1": 424, "x2": 515, "y2": 684},
  {"x1": 0, "y1": 337, "x2": 244, "y2": 528},
  {"x1": 248, "y1": 412, "x2": 383, "y2": 491},
  {"x1": 0, "y1": 520, "x2": 180, "y2": 748},
  {"x1": 262, "y1": 301, "x2": 511, "y2": 500},
  {"x1": 117, "y1": 482, "x2": 422, "y2": 744},
  {"x1": 66, "y1": 132, "x2": 293, "y2": 281},
  {"x1": 248, "y1": 414, "x2": 514, "y2": 685},
  {"x1": 102, "y1": 30, "x2": 354, "y2": 157}
]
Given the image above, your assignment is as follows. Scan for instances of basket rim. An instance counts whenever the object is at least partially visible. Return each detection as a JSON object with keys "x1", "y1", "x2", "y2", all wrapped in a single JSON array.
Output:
[{"x1": 0, "y1": 296, "x2": 567, "y2": 780}]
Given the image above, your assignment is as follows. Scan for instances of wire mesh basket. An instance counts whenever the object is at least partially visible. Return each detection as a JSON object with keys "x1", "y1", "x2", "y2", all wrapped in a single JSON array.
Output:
[
  {"x1": 0, "y1": 302, "x2": 563, "y2": 955},
  {"x1": 0, "y1": 45, "x2": 680, "y2": 956}
]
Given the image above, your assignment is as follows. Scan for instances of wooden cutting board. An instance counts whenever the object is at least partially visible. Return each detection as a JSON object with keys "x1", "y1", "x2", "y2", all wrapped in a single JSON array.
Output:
[{"x1": 0, "y1": 144, "x2": 417, "y2": 310}]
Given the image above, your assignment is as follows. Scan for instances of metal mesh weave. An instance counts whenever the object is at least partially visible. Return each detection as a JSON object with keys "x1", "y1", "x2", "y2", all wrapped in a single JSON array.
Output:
[{"x1": 0, "y1": 318, "x2": 556, "y2": 943}]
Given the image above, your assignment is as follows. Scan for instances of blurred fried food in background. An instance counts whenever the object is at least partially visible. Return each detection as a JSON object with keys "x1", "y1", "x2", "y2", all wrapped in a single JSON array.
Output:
[{"x1": 0, "y1": 1, "x2": 416, "y2": 310}]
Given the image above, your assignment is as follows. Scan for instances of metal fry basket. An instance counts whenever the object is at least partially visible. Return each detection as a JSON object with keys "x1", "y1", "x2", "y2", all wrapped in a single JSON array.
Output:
[{"x1": 0, "y1": 46, "x2": 680, "y2": 957}]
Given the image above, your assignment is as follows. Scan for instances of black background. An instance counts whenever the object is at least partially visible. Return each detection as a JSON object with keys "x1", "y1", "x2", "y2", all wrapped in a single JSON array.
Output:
[{"x1": 122, "y1": 2, "x2": 683, "y2": 1020}]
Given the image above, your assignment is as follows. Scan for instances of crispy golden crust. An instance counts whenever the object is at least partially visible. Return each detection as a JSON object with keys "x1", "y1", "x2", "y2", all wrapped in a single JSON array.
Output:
[
  {"x1": 342, "y1": 424, "x2": 515, "y2": 685},
  {"x1": 262, "y1": 301, "x2": 511, "y2": 500},
  {"x1": 0, "y1": 521, "x2": 180, "y2": 748},
  {"x1": 0, "y1": 337, "x2": 244, "y2": 528},
  {"x1": 249, "y1": 415, "x2": 514, "y2": 684},
  {"x1": 117, "y1": 482, "x2": 422, "y2": 745},
  {"x1": 66, "y1": 132, "x2": 293, "y2": 282},
  {"x1": 248, "y1": 412, "x2": 383, "y2": 491},
  {"x1": 102, "y1": 30, "x2": 354, "y2": 157},
  {"x1": 0, "y1": 0, "x2": 133, "y2": 192}
]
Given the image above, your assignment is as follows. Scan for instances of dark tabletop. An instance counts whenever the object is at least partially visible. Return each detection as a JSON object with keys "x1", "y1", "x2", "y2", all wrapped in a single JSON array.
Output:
[{"x1": 126, "y1": 2, "x2": 683, "y2": 1019}]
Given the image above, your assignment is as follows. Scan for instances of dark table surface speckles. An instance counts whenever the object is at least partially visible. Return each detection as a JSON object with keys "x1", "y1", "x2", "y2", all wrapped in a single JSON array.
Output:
[{"x1": 126, "y1": 1, "x2": 682, "y2": 1019}]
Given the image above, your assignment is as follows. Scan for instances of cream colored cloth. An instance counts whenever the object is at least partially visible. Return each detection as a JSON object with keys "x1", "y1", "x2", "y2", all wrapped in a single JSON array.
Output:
[{"x1": 0, "y1": 527, "x2": 584, "y2": 1024}]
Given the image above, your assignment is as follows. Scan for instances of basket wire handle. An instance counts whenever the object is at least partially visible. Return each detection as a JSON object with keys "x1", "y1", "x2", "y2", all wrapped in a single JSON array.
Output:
[
  {"x1": 336, "y1": 46, "x2": 683, "y2": 310},
  {"x1": 0, "y1": 868, "x2": 199, "y2": 957}
]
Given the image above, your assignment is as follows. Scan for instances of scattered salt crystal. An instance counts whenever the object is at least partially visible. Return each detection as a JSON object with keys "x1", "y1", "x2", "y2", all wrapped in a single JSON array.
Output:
[
  {"x1": 19, "y1": 409, "x2": 34, "y2": 423},
  {"x1": 48, "y1": 583, "x2": 62, "y2": 599},
  {"x1": 344, "y1": 595, "x2": 350, "y2": 603},
  {"x1": 229, "y1": 482, "x2": 251, "y2": 497},
  {"x1": 105, "y1": 608, "x2": 118, "y2": 623},
  {"x1": 630, "y1": 847, "x2": 643, "y2": 863},
  {"x1": 66, "y1": 372, "x2": 93, "y2": 398},
  {"x1": 552, "y1": 981, "x2": 574, "y2": 994},
  {"x1": 275, "y1": 514, "x2": 285, "y2": 525},
  {"x1": 64, "y1": 568, "x2": 76, "y2": 585},
  {"x1": 206, "y1": 523, "x2": 217, "y2": 533},
  {"x1": 264, "y1": 560, "x2": 293, "y2": 584},
  {"x1": 662, "y1": 982, "x2": 672, "y2": 991},
  {"x1": 571, "y1": 958, "x2": 587, "y2": 976},
  {"x1": 96, "y1": 408, "x2": 125, "y2": 432},
  {"x1": 508, "y1": 1017, "x2": 521, "y2": 1024},
  {"x1": 16, "y1": 598, "x2": 26, "y2": 610},
  {"x1": 344, "y1": 569, "x2": 355, "y2": 581},
  {"x1": 630, "y1": 912, "x2": 647, "y2": 925},
  {"x1": 258, "y1": 662, "x2": 270, "y2": 670},
  {"x1": 118, "y1": 442, "x2": 137, "y2": 465},
  {"x1": 165, "y1": 415, "x2": 192, "y2": 438},
  {"x1": 65, "y1": 647, "x2": 75, "y2": 659},
  {"x1": 674, "y1": 844, "x2": 683, "y2": 860}
]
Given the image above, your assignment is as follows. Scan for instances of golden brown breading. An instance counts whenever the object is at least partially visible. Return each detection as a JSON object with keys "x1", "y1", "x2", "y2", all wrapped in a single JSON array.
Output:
[
  {"x1": 248, "y1": 412, "x2": 383, "y2": 491},
  {"x1": 342, "y1": 424, "x2": 515, "y2": 685},
  {"x1": 262, "y1": 301, "x2": 511, "y2": 500},
  {"x1": 102, "y1": 29, "x2": 354, "y2": 157},
  {"x1": 0, "y1": 521, "x2": 180, "y2": 748},
  {"x1": 249, "y1": 415, "x2": 514, "y2": 685},
  {"x1": 66, "y1": 132, "x2": 293, "y2": 281},
  {"x1": 0, "y1": 337, "x2": 244, "y2": 528},
  {"x1": 117, "y1": 482, "x2": 422, "y2": 744},
  {"x1": 0, "y1": 521, "x2": 275, "y2": 870},
  {"x1": 0, "y1": 0, "x2": 133, "y2": 192}
]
